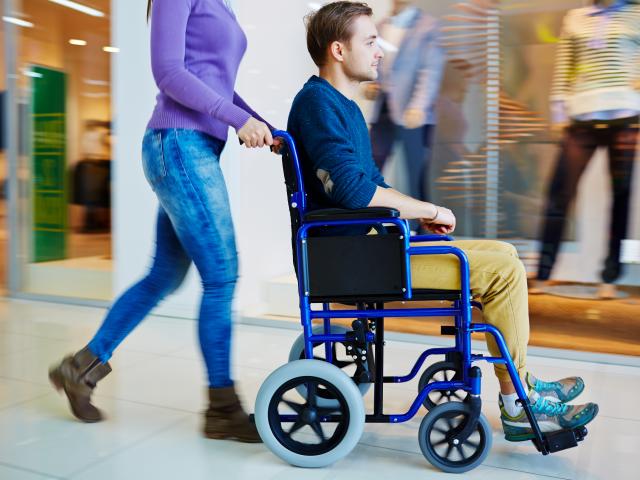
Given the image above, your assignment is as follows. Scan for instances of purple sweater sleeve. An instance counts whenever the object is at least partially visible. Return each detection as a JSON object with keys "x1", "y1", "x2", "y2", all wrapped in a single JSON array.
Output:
[
  {"x1": 233, "y1": 92, "x2": 275, "y2": 131},
  {"x1": 150, "y1": 0, "x2": 251, "y2": 130}
]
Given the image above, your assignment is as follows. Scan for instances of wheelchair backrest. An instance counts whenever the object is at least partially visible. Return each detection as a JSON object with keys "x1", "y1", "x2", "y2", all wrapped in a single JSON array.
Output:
[{"x1": 274, "y1": 131, "x2": 409, "y2": 301}]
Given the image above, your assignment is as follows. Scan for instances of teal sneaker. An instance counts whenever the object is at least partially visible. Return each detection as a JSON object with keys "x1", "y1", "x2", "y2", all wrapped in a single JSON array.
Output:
[
  {"x1": 499, "y1": 394, "x2": 599, "y2": 442},
  {"x1": 526, "y1": 372, "x2": 585, "y2": 403}
]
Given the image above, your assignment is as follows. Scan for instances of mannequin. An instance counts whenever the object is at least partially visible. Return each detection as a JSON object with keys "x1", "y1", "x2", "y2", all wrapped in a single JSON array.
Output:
[
  {"x1": 365, "y1": 0, "x2": 445, "y2": 229},
  {"x1": 534, "y1": 0, "x2": 640, "y2": 298}
]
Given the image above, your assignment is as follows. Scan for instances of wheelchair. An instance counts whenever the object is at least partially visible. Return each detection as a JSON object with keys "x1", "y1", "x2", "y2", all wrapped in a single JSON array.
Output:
[{"x1": 253, "y1": 131, "x2": 588, "y2": 473}]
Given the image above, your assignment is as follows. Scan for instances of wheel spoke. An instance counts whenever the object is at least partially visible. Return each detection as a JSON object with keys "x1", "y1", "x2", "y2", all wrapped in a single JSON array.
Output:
[
  {"x1": 310, "y1": 421, "x2": 326, "y2": 442},
  {"x1": 444, "y1": 370, "x2": 452, "y2": 382},
  {"x1": 433, "y1": 427, "x2": 449, "y2": 435},
  {"x1": 465, "y1": 440, "x2": 480, "y2": 449},
  {"x1": 288, "y1": 419, "x2": 306, "y2": 435},
  {"x1": 445, "y1": 443, "x2": 454, "y2": 459},
  {"x1": 432, "y1": 438, "x2": 449, "y2": 447},
  {"x1": 433, "y1": 392, "x2": 444, "y2": 402},
  {"x1": 307, "y1": 382, "x2": 318, "y2": 407},
  {"x1": 282, "y1": 400, "x2": 305, "y2": 414},
  {"x1": 455, "y1": 444, "x2": 466, "y2": 460}
]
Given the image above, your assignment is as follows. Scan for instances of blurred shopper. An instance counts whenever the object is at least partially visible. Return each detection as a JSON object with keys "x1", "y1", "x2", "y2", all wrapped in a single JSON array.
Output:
[
  {"x1": 534, "y1": 0, "x2": 640, "y2": 298},
  {"x1": 365, "y1": 0, "x2": 445, "y2": 223},
  {"x1": 49, "y1": 0, "x2": 276, "y2": 443}
]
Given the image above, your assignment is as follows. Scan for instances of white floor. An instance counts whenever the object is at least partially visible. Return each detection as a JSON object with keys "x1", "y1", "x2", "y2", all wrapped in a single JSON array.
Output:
[{"x1": 0, "y1": 299, "x2": 638, "y2": 480}]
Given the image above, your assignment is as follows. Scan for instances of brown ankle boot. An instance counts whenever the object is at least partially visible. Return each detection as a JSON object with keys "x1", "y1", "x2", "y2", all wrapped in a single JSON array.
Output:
[
  {"x1": 204, "y1": 386, "x2": 262, "y2": 443},
  {"x1": 49, "y1": 346, "x2": 111, "y2": 423}
]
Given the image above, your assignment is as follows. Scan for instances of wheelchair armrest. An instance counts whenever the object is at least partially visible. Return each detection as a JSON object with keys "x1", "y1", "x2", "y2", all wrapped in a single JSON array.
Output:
[{"x1": 303, "y1": 207, "x2": 400, "y2": 222}]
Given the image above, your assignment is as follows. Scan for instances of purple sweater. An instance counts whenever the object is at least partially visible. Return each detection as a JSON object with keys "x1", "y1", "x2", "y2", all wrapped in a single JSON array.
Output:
[{"x1": 147, "y1": 0, "x2": 267, "y2": 141}]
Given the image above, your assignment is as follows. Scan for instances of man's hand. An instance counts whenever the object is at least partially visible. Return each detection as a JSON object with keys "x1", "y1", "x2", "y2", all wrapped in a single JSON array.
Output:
[
  {"x1": 403, "y1": 108, "x2": 426, "y2": 130},
  {"x1": 421, "y1": 206, "x2": 456, "y2": 235},
  {"x1": 363, "y1": 82, "x2": 381, "y2": 101},
  {"x1": 237, "y1": 118, "x2": 273, "y2": 148}
]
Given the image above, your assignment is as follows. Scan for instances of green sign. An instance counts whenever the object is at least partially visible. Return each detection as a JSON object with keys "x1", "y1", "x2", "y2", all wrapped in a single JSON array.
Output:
[{"x1": 31, "y1": 65, "x2": 67, "y2": 262}]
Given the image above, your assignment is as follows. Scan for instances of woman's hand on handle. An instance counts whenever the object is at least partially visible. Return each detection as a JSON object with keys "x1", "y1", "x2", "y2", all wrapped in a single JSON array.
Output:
[{"x1": 237, "y1": 117, "x2": 273, "y2": 148}]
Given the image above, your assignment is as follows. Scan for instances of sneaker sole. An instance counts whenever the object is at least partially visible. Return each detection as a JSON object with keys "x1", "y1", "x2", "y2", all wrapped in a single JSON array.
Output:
[{"x1": 503, "y1": 404, "x2": 598, "y2": 443}]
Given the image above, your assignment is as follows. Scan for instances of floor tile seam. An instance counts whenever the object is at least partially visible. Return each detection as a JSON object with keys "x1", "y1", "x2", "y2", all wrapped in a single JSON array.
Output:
[
  {"x1": 0, "y1": 391, "x2": 53, "y2": 413},
  {"x1": 0, "y1": 376, "x2": 206, "y2": 415},
  {"x1": 0, "y1": 460, "x2": 63, "y2": 480},
  {"x1": 66, "y1": 415, "x2": 192, "y2": 479},
  {"x1": 0, "y1": 374, "x2": 52, "y2": 388},
  {"x1": 0, "y1": 331, "x2": 93, "y2": 343},
  {"x1": 89, "y1": 393, "x2": 203, "y2": 415}
]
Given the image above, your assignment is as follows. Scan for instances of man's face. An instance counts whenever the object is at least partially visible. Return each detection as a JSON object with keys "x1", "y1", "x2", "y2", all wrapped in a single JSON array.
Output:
[{"x1": 342, "y1": 15, "x2": 384, "y2": 82}]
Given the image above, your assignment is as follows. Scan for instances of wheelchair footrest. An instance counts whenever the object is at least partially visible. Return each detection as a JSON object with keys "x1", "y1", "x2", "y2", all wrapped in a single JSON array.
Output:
[{"x1": 537, "y1": 427, "x2": 588, "y2": 453}]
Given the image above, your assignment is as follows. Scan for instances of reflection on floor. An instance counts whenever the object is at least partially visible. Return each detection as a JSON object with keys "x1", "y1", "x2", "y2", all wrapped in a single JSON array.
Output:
[{"x1": 0, "y1": 299, "x2": 637, "y2": 479}]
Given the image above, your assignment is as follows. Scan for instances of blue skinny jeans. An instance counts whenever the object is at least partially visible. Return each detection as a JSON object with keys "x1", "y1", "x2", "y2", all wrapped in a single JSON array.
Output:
[{"x1": 89, "y1": 129, "x2": 238, "y2": 387}]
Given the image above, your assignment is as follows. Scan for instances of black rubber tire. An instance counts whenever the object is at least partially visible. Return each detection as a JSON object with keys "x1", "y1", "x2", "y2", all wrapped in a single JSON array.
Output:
[
  {"x1": 254, "y1": 360, "x2": 365, "y2": 468},
  {"x1": 419, "y1": 402, "x2": 492, "y2": 474}
]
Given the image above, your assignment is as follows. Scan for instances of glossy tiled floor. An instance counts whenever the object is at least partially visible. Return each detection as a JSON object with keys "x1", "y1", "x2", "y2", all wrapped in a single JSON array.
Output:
[{"x1": 0, "y1": 299, "x2": 638, "y2": 479}]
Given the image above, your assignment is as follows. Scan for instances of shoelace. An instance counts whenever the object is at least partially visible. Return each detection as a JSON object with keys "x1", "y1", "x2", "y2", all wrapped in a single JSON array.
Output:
[
  {"x1": 534, "y1": 378, "x2": 562, "y2": 392},
  {"x1": 531, "y1": 397, "x2": 569, "y2": 417}
]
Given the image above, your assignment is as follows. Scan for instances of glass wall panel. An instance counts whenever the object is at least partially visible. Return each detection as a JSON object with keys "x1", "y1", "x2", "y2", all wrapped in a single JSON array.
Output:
[{"x1": 4, "y1": 0, "x2": 112, "y2": 300}]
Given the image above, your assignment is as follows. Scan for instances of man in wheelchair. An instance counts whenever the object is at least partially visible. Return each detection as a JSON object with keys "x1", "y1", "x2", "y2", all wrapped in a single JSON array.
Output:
[{"x1": 286, "y1": 1, "x2": 598, "y2": 442}]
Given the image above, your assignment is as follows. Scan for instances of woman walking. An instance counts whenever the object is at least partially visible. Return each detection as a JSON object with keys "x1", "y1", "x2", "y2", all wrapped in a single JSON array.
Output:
[{"x1": 49, "y1": 0, "x2": 274, "y2": 443}]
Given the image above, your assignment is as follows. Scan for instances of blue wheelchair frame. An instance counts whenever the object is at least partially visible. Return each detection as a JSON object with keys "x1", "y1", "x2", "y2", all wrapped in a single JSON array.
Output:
[{"x1": 274, "y1": 130, "x2": 575, "y2": 455}]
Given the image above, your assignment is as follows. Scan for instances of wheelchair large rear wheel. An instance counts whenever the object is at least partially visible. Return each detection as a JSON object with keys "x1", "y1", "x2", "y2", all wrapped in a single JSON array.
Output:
[
  {"x1": 254, "y1": 359, "x2": 365, "y2": 468},
  {"x1": 289, "y1": 325, "x2": 371, "y2": 407},
  {"x1": 419, "y1": 402, "x2": 492, "y2": 474},
  {"x1": 418, "y1": 361, "x2": 466, "y2": 410}
]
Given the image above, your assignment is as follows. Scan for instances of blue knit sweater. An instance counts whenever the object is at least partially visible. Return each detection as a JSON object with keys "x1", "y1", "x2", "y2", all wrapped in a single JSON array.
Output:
[{"x1": 287, "y1": 76, "x2": 389, "y2": 212}]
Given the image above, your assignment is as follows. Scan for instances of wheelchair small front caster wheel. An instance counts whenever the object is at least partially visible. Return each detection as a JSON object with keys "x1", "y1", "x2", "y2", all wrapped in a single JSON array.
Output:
[
  {"x1": 419, "y1": 402, "x2": 492, "y2": 474},
  {"x1": 289, "y1": 325, "x2": 371, "y2": 407},
  {"x1": 418, "y1": 361, "x2": 466, "y2": 410},
  {"x1": 254, "y1": 359, "x2": 365, "y2": 468}
]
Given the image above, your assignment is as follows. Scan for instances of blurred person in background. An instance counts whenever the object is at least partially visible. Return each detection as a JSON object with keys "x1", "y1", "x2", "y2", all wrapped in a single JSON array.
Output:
[
  {"x1": 49, "y1": 0, "x2": 277, "y2": 443},
  {"x1": 533, "y1": 0, "x2": 640, "y2": 299},
  {"x1": 364, "y1": 0, "x2": 445, "y2": 231}
]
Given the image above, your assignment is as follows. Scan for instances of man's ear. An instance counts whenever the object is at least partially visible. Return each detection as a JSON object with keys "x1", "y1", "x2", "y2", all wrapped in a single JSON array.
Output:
[{"x1": 329, "y1": 41, "x2": 345, "y2": 63}]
